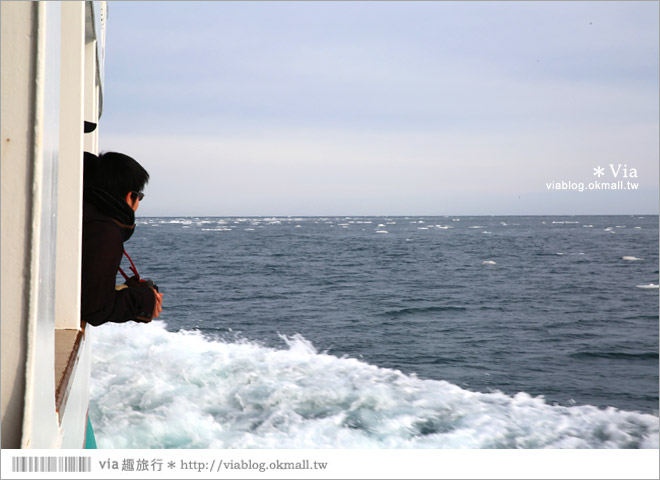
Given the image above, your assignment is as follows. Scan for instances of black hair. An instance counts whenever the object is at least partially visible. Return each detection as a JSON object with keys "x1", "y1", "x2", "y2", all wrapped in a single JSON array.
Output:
[{"x1": 89, "y1": 151, "x2": 150, "y2": 200}]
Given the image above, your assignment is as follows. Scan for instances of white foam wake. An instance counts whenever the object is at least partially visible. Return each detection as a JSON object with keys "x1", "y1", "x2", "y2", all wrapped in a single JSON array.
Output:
[{"x1": 89, "y1": 322, "x2": 659, "y2": 449}]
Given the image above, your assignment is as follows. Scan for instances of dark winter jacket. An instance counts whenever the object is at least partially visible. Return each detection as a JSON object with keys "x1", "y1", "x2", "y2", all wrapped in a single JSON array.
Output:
[{"x1": 80, "y1": 187, "x2": 155, "y2": 326}]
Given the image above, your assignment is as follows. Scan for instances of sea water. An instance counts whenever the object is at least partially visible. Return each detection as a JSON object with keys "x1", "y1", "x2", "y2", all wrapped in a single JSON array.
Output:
[{"x1": 90, "y1": 216, "x2": 659, "y2": 448}]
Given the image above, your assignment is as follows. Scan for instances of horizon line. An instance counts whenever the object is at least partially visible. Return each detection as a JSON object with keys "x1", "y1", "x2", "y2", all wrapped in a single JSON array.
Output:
[{"x1": 135, "y1": 213, "x2": 659, "y2": 218}]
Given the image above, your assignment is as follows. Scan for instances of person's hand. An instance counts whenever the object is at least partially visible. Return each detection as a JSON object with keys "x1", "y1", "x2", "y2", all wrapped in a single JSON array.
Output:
[{"x1": 152, "y1": 289, "x2": 163, "y2": 319}]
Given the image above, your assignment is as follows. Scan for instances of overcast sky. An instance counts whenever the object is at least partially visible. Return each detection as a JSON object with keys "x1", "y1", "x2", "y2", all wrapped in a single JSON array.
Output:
[{"x1": 98, "y1": 1, "x2": 659, "y2": 217}]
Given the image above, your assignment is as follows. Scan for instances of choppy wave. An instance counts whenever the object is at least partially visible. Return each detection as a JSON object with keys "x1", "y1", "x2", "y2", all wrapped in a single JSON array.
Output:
[
  {"x1": 569, "y1": 351, "x2": 659, "y2": 361},
  {"x1": 90, "y1": 322, "x2": 659, "y2": 449},
  {"x1": 380, "y1": 306, "x2": 468, "y2": 318}
]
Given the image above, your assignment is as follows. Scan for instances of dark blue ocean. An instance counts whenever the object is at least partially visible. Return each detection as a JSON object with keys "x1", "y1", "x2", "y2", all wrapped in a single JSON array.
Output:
[{"x1": 90, "y1": 216, "x2": 659, "y2": 448}]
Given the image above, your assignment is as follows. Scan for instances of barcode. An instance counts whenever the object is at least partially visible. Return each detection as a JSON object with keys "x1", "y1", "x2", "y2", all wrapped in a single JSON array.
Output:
[{"x1": 11, "y1": 456, "x2": 91, "y2": 473}]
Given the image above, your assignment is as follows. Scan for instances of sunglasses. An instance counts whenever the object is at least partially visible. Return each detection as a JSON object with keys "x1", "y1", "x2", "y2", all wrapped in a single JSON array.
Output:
[{"x1": 131, "y1": 191, "x2": 145, "y2": 201}]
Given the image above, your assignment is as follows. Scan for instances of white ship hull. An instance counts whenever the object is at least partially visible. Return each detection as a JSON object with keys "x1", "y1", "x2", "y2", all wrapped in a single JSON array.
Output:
[{"x1": 1, "y1": 1, "x2": 107, "y2": 449}]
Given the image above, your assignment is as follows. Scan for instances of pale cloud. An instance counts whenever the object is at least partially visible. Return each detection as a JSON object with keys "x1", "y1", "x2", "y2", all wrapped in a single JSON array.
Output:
[
  {"x1": 98, "y1": 1, "x2": 659, "y2": 215},
  {"x1": 101, "y1": 119, "x2": 658, "y2": 216}
]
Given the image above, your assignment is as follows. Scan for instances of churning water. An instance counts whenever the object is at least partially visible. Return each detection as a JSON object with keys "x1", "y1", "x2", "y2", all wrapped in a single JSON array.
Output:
[{"x1": 90, "y1": 216, "x2": 659, "y2": 448}]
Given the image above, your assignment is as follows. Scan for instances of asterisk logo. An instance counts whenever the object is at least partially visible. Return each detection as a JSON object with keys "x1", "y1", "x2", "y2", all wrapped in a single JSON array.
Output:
[
  {"x1": 167, "y1": 461, "x2": 176, "y2": 469},
  {"x1": 593, "y1": 166, "x2": 605, "y2": 177}
]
